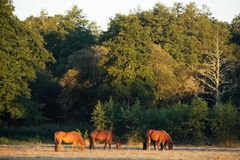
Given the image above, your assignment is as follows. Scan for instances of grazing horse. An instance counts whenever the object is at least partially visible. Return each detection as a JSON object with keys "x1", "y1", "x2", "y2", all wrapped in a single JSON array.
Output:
[
  {"x1": 54, "y1": 131, "x2": 85, "y2": 151},
  {"x1": 146, "y1": 129, "x2": 173, "y2": 151},
  {"x1": 89, "y1": 129, "x2": 121, "y2": 150}
]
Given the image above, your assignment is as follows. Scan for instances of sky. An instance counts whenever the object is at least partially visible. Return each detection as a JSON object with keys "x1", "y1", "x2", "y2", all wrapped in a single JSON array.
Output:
[{"x1": 12, "y1": 0, "x2": 240, "y2": 31}]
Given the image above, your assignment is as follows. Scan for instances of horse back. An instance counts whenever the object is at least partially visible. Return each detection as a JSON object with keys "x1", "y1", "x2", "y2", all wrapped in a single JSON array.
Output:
[
  {"x1": 147, "y1": 130, "x2": 162, "y2": 142},
  {"x1": 90, "y1": 130, "x2": 112, "y2": 142},
  {"x1": 54, "y1": 131, "x2": 67, "y2": 142}
]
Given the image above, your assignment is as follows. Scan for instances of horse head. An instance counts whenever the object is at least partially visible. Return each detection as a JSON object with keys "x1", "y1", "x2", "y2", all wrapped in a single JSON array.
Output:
[
  {"x1": 168, "y1": 141, "x2": 173, "y2": 149},
  {"x1": 113, "y1": 135, "x2": 121, "y2": 150}
]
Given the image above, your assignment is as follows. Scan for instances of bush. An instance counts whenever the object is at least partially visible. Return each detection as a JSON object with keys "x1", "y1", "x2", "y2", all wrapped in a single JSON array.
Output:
[
  {"x1": 209, "y1": 102, "x2": 238, "y2": 143},
  {"x1": 188, "y1": 98, "x2": 208, "y2": 144},
  {"x1": 155, "y1": 99, "x2": 208, "y2": 144},
  {"x1": 118, "y1": 100, "x2": 145, "y2": 142}
]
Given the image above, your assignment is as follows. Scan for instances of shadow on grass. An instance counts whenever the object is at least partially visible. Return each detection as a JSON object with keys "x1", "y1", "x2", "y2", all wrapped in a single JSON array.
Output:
[{"x1": 0, "y1": 157, "x2": 128, "y2": 160}]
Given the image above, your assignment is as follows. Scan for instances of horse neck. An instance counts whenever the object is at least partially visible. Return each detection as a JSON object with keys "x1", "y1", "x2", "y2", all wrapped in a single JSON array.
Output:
[
  {"x1": 112, "y1": 135, "x2": 117, "y2": 141},
  {"x1": 113, "y1": 135, "x2": 120, "y2": 143},
  {"x1": 77, "y1": 135, "x2": 84, "y2": 144},
  {"x1": 165, "y1": 133, "x2": 173, "y2": 143}
]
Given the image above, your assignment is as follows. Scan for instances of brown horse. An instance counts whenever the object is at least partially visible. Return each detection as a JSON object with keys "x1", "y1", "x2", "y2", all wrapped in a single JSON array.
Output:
[
  {"x1": 146, "y1": 129, "x2": 173, "y2": 151},
  {"x1": 89, "y1": 129, "x2": 121, "y2": 150},
  {"x1": 54, "y1": 131, "x2": 85, "y2": 151}
]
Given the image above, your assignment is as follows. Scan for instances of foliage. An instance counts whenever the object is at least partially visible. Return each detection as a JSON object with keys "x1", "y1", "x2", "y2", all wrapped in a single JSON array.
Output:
[
  {"x1": 30, "y1": 71, "x2": 62, "y2": 122},
  {"x1": 0, "y1": 0, "x2": 54, "y2": 123},
  {"x1": 197, "y1": 22, "x2": 233, "y2": 104},
  {"x1": 102, "y1": 13, "x2": 155, "y2": 106},
  {"x1": 209, "y1": 102, "x2": 238, "y2": 143},
  {"x1": 91, "y1": 100, "x2": 108, "y2": 130},
  {"x1": 230, "y1": 14, "x2": 240, "y2": 45},
  {"x1": 25, "y1": 5, "x2": 98, "y2": 76},
  {"x1": 57, "y1": 47, "x2": 106, "y2": 122}
]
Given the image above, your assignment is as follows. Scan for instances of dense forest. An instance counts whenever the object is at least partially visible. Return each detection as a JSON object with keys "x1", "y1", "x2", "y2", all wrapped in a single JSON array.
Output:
[{"x1": 1, "y1": 0, "x2": 240, "y2": 145}]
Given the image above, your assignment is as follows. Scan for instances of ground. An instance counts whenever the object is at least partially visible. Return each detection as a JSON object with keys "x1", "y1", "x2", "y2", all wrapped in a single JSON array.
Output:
[{"x1": 0, "y1": 144, "x2": 240, "y2": 160}]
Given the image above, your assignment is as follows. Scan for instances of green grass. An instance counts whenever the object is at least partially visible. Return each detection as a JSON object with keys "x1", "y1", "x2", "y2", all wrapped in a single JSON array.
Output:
[{"x1": 0, "y1": 136, "x2": 41, "y2": 145}]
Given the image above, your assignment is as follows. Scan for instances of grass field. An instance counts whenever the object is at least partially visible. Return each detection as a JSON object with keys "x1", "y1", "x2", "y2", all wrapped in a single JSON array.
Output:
[{"x1": 0, "y1": 143, "x2": 240, "y2": 160}]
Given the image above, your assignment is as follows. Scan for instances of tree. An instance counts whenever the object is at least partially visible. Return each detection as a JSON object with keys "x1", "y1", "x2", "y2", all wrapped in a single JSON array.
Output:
[
  {"x1": 230, "y1": 14, "x2": 240, "y2": 45},
  {"x1": 102, "y1": 14, "x2": 155, "y2": 106},
  {"x1": 230, "y1": 14, "x2": 240, "y2": 60},
  {"x1": 30, "y1": 71, "x2": 62, "y2": 122},
  {"x1": 57, "y1": 46, "x2": 107, "y2": 122},
  {"x1": 0, "y1": 0, "x2": 54, "y2": 123},
  {"x1": 150, "y1": 44, "x2": 179, "y2": 101},
  {"x1": 91, "y1": 100, "x2": 108, "y2": 130},
  {"x1": 197, "y1": 23, "x2": 232, "y2": 104},
  {"x1": 231, "y1": 63, "x2": 240, "y2": 108},
  {"x1": 25, "y1": 6, "x2": 98, "y2": 76},
  {"x1": 150, "y1": 44, "x2": 200, "y2": 104}
]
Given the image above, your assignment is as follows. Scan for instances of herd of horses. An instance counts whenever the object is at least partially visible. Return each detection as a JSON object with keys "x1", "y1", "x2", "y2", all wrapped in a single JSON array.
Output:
[{"x1": 54, "y1": 129, "x2": 173, "y2": 152}]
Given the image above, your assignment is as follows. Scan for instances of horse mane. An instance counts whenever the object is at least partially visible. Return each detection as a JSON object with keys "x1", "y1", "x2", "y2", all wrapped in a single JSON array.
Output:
[{"x1": 162, "y1": 130, "x2": 173, "y2": 144}]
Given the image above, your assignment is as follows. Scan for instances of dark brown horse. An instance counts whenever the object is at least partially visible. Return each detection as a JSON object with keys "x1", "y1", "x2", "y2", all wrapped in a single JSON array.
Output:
[
  {"x1": 89, "y1": 129, "x2": 121, "y2": 150},
  {"x1": 54, "y1": 131, "x2": 85, "y2": 151},
  {"x1": 146, "y1": 129, "x2": 173, "y2": 150}
]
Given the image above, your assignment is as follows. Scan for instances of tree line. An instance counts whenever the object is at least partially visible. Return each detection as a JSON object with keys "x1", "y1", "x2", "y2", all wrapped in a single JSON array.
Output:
[{"x1": 0, "y1": 0, "x2": 240, "y2": 144}]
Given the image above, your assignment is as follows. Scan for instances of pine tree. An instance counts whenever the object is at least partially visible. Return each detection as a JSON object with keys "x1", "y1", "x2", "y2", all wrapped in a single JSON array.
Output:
[{"x1": 91, "y1": 100, "x2": 107, "y2": 130}]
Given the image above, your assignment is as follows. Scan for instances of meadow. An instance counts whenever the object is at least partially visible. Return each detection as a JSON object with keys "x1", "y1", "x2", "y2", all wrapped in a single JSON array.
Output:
[{"x1": 0, "y1": 143, "x2": 240, "y2": 160}]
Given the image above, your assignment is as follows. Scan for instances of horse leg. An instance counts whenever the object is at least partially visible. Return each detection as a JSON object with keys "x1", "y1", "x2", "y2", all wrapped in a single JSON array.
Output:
[
  {"x1": 92, "y1": 138, "x2": 95, "y2": 149},
  {"x1": 89, "y1": 138, "x2": 93, "y2": 149},
  {"x1": 55, "y1": 138, "x2": 59, "y2": 152},
  {"x1": 104, "y1": 140, "x2": 107, "y2": 150},
  {"x1": 147, "y1": 140, "x2": 150, "y2": 151},
  {"x1": 153, "y1": 141, "x2": 156, "y2": 150},
  {"x1": 80, "y1": 142, "x2": 84, "y2": 151},
  {"x1": 72, "y1": 142, "x2": 76, "y2": 151},
  {"x1": 161, "y1": 141, "x2": 165, "y2": 151},
  {"x1": 90, "y1": 138, "x2": 95, "y2": 149},
  {"x1": 59, "y1": 140, "x2": 63, "y2": 150},
  {"x1": 55, "y1": 142, "x2": 59, "y2": 152},
  {"x1": 58, "y1": 139, "x2": 63, "y2": 151},
  {"x1": 147, "y1": 137, "x2": 151, "y2": 151},
  {"x1": 109, "y1": 140, "x2": 112, "y2": 150},
  {"x1": 157, "y1": 141, "x2": 161, "y2": 151}
]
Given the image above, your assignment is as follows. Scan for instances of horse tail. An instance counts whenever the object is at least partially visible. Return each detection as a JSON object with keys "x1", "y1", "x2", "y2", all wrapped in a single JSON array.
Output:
[
  {"x1": 146, "y1": 130, "x2": 152, "y2": 144},
  {"x1": 146, "y1": 130, "x2": 153, "y2": 150}
]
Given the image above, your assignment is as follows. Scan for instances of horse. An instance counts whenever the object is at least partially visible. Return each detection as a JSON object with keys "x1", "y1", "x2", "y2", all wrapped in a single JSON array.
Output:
[
  {"x1": 54, "y1": 130, "x2": 85, "y2": 152},
  {"x1": 89, "y1": 129, "x2": 121, "y2": 150},
  {"x1": 146, "y1": 129, "x2": 173, "y2": 151}
]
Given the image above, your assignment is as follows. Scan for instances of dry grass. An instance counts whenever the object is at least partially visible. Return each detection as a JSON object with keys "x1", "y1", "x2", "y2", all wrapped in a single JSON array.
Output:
[{"x1": 0, "y1": 143, "x2": 240, "y2": 160}]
